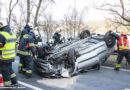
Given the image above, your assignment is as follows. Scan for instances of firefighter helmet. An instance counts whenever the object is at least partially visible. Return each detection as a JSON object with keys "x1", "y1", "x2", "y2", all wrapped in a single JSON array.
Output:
[{"x1": 121, "y1": 30, "x2": 128, "y2": 35}]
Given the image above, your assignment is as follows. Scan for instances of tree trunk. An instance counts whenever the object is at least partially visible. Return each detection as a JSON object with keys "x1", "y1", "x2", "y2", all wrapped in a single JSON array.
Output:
[
  {"x1": 8, "y1": 0, "x2": 18, "y2": 26},
  {"x1": 26, "y1": 0, "x2": 30, "y2": 24},
  {"x1": 34, "y1": 0, "x2": 42, "y2": 27}
]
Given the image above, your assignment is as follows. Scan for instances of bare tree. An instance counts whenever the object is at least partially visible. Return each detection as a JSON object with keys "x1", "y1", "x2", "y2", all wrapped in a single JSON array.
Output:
[
  {"x1": 26, "y1": 0, "x2": 31, "y2": 24},
  {"x1": 62, "y1": 7, "x2": 88, "y2": 38},
  {"x1": 94, "y1": 0, "x2": 130, "y2": 29},
  {"x1": 7, "y1": 0, "x2": 19, "y2": 26},
  {"x1": 0, "y1": 1, "x2": 3, "y2": 18},
  {"x1": 34, "y1": 0, "x2": 42, "y2": 27},
  {"x1": 44, "y1": 15, "x2": 54, "y2": 42}
]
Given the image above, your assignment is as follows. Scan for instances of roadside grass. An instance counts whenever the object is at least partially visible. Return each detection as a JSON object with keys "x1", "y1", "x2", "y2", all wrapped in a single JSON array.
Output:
[{"x1": 103, "y1": 55, "x2": 130, "y2": 69}]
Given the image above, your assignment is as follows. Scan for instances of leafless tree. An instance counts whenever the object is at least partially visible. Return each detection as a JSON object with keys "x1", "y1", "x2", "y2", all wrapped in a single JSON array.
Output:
[
  {"x1": 43, "y1": 15, "x2": 54, "y2": 42},
  {"x1": 0, "y1": 2, "x2": 3, "y2": 18},
  {"x1": 26, "y1": 0, "x2": 31, "y2": 24},
  {"x1": 7, "y1": 0, "x2": 19, "y2": 26},
  {"x1": 34, "y1": 0, "x2": 42, "y2": 27},
  {"x1": 94, "y1": 0, "x2": 130, "y2": 29},
  {"x1": 62, "y1": 7, "x2": 88, "y2": 38}
]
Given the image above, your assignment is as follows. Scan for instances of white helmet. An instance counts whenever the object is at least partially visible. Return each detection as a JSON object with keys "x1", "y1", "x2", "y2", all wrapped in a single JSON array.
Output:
[
  {"x1": 27, "y1": 22, "x2": 33, "y2": 29},
  {"x1": 33, "y1": 30, "x2": 39, "y2": 37},
  {"x1": 56, "y1": 28, "x2": 61, "y2": 33},
  {"x1": 49, "y1": 39, "x2": 54, "y2": 46},
  {"x1": 38, "y1": 42, "x2": 43, "y2": 46},
  {"x1": 34, "y1": 27, "x2": 39, "y2": 31},
  {"x1": 0, "y1": 19, "x2": 7, "y2": 28},
  {"x1": 0, "y1": 22, "x2": 3, "y2": 28}
]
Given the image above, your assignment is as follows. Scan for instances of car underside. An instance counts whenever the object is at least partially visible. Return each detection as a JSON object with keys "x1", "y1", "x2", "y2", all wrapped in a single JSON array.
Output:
[{"x1": 34, "y1": 30, "x2": 116, "y2": 78}]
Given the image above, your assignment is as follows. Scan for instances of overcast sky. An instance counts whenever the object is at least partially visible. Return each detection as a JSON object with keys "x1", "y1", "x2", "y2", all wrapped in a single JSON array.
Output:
[
  {"x1": 49, "y1": 0, "x2": 120, "y2": 21},
  {"x1": 0, "y1": 0, "x2": 122, "y2": 22}
]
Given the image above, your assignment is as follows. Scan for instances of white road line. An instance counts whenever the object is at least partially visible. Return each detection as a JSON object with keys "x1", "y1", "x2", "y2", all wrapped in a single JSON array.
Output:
[
  {"x1": 102, "y1": 66, "x2": 130, "y2": 72},
  {"x1": 18, "y1": 81, "x2": 43, "y2": 90}
]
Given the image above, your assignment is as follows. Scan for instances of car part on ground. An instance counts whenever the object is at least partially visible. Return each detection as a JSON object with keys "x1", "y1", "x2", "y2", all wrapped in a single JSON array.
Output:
[{"x1": 34, "y1": 31, "x2": 116, "y2": 78}]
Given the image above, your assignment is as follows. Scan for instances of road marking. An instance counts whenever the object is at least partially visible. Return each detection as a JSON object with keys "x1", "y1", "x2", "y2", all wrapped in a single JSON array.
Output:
[
  {"x1": 102, "y1": 66, "x2": 130, "y2": 72},
  {"x1": 18, "y1": 81, "x2": 43, "y2": 90}
]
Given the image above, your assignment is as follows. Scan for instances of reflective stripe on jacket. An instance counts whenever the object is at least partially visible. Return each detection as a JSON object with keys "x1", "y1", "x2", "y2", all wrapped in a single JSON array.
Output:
[
  {"x1": 0, "y1": 31, "x2": 16, "y2": 60},
  {"x1": 17, "y1": 50, "x2": 31, "y2": 55},
  {"x1": 117, "y1": 35, "x2": 129, "y2": 51}
]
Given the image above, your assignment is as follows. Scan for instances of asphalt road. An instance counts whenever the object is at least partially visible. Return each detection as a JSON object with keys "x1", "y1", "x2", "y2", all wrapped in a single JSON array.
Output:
[{"x1": 10, "y1": 56, "x2": 130, "y2": 90}]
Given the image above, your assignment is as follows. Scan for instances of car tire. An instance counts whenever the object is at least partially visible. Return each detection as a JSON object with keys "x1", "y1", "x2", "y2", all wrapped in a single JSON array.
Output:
[
  {"x1": 68, "y1": 48, "x2": 76, "y2": 74},
  {"x1": 104, "y1": 32, "x2": 116, "y2": 48},
  {"x1": 68, "y1": 48, "x2": 76, "y2": 64},
  {"x1": 80, "y1": 30, "x2": 91, "y2": 39}
]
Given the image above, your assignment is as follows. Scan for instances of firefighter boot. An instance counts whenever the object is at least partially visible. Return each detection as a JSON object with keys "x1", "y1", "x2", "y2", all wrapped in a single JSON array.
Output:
[
  {"x1": 114, "y1": 64, "x2": 120, "y2": 71},
  {"x1": 18, "y1": 63, "x2": 23, "y2": 73},
  {"x1": 114, "y1": 67, "x2": 120, "y2": 71}
]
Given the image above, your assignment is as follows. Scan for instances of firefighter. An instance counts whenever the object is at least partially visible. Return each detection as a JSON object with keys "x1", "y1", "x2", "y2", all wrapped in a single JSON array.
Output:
[
  {"x1": 53, "y1": 28, "x2": 65, "y2": 46},
  {"x1": 17, "y1": 29, "x2": 38, "y2": 78},
  {"x1": 19, "y1": 23, "x2": 32, "y2": 43},
  {"x1": 18, "y1": 23, "x2": 33, "y2": 73},
  {"x1": 34, "y1": 27, "x2": 42, "y2": 46},
  {"x1": 33, "y1": 27, "x2": 42, "y2": 56},
  {"x1": 53, "y1": 28, "x2": 62, "y2": 46},
  {"x1": 48, "y1": 39, "x2": 55, "y2": 47},
  {"x1": 0, "y1": 22, "x2": 17, "y2": 87},
  {"x1": 109, "y1": 30, "x2": 130, "y2": 71}
]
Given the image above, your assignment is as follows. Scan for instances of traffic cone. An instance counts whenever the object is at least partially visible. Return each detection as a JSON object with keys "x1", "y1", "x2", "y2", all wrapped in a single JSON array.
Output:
[{"x1": 0, "y1": 74, "x2": 4, "y2": 87}]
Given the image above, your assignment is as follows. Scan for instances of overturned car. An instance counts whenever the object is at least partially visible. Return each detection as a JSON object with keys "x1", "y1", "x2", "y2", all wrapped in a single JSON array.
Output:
[{"x1": 34, "y1": 30, "x2": 116, "y2": 77}]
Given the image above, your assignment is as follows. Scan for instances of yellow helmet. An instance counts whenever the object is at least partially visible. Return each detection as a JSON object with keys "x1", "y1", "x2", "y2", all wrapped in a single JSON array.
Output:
[{"x1": 121, "y1": 30, "x2": 128, "y2": 35}]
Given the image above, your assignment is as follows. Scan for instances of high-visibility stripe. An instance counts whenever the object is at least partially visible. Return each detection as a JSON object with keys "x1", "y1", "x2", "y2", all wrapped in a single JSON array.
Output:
[
  {"x1": 4, "y1": 81, "x2": 11, "y2": 86},
  {"x1": 121, "y1": 37, "x2": 124, "y2": 47},
  {"x1": 4, "y1": 48, "x2": 15, "y2": 52},
  {"x1": 17, "y1": 50, "x2": 30, "y2": 55},
  {"x1": 19, "y1": 63, "x2": 23, "y2": 67},
  {"x1": 2, "y1": 52, "x2": 15, "y2": 56},
  {"x1": 6, "y1": 38, "x2": 16, "y2": 43},
  {"x1": 116, "y1": 64, "x2": 120, "y2": 68},
  {"x1": 23, "y1": 34, "x2": 28, "y2": 39},
  {"x1": 118, "y1": 35, "x2": 130, "y2": 51},
  {"x1": 29, "y1": 43, "x2": 34, "y2": 47},
  {"x1": 0, "y1": 56, "x2": 14, "y2": 60},
  {"x1": 26, "y1": 70, "x2": 32, "y2": 74},
  {"x1": 34, "y1": 44, "x2": 38, "y2": 46},
  {"x1": 22, "y1": 68, "x2": 26, "y2": 71},
  {"x1": 10, "y1": 73, "x2": 16, "y2": 78},
  {"x1": 0, "y1": 31, "x2": 16, "y2": 59}
]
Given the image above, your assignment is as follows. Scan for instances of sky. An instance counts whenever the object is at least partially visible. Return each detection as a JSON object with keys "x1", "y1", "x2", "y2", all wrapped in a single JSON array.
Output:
[
  {"x1": 49, "y1": 0, "x2": 119, "y2": 21},
  {"x1": 0, "y1": 0, "x2": 122, "y2": 23}
]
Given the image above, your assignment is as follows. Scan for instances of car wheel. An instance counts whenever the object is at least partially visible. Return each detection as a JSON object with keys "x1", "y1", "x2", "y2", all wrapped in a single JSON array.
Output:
[
  {"x1": 67, "y1": 48, "x2": 76, "y2": 74},
  {"x1": 80, "y1": 30, "x2": 91, "y2": 39},
  {"x1": 104, "y1": 32, "x2": 116, "y2": 48}
]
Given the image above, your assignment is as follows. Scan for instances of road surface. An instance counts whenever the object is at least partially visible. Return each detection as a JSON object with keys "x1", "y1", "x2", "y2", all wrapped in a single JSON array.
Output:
[{"x1": 8, "y1": 56, "x2": 130, "y2": 90}]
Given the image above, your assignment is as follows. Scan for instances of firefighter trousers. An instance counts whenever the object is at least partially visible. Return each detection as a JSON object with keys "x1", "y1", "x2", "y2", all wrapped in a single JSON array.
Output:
[
  {"x1": 117, "y1": 49, "x2": 130, "y2": 64},
  {"x1": 19, "y1": 55, "x2": 33, "y2": 77},
  {"x1": 0, "y1": 62, "x2": 17, "y2": 86}
]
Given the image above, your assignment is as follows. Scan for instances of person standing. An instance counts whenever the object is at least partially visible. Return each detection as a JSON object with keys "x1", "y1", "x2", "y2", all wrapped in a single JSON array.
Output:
[
  {"x1": 0, "y1": 22, "x2": 17, "y2": 87},
  {"x1": 17, "y1": 30, "x2": 37, "y2": 78},
  {"x1": 109, "y1": 30, "x2": 130, "y2": 71},
  {"x1": 53, "y1": 28, "x2": 63, "y2": 46}
]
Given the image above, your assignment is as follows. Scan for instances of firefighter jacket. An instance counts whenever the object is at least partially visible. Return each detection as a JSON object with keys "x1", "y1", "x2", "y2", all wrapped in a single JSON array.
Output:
[
  {"x1": 34, "y1": 36, "x2": 42, "y2": 46},
  {"x1": 19, "y1": 25, "x2": 31, "y2": 43},
  {"x1": 117, "y1": 35, "x2": 129, "y2": 51},
  {"x1": 17, "y1": 32, "x2": 36, "y2": 56},
  {"x1": 112, "y1": 33, "x2": 130, "y2": 51},
  {"x1": 53, "y1": 32, "x2": 61, "y2": 45},
  {"x1": 0, "y1": 25, "x2": 16, "y2": 62}
]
